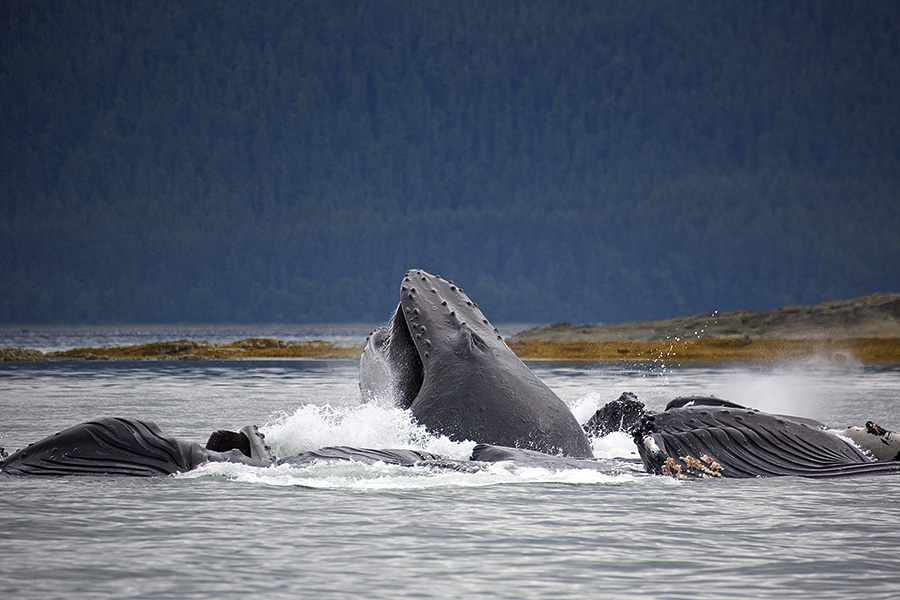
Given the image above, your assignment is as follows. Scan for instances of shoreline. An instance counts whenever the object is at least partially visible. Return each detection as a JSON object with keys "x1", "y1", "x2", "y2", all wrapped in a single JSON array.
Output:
[
  {"x1": 0, "y1": 338, "x2": 363, "y2": 362},
  {"x1": 2, "y1": 336, "x2": 899, "y2": 363},
  {"x1": 507, "y1": 337, "x2": 900, "y2": 363},
  {"x1": 3, "y1": 293, "x2": 898, "y2": 363}
]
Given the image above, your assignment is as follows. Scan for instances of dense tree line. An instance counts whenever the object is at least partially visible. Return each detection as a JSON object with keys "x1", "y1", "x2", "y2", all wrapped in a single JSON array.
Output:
[{"x1": 1, "y1": 0, "x2": 898, "y2": 324}]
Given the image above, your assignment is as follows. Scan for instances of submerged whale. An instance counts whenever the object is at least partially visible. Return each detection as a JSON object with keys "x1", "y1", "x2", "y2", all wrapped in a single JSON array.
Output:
[
  {"x1": 359, "y1": 269, "x2": 593, "y2": 458},
  {"x1": 631, "y1": 397, "x2": 900, "y2": 478}
]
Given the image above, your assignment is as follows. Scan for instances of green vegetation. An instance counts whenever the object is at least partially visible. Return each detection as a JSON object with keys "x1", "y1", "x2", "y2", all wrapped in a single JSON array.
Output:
[{"x1": 2, "y1": 1, "x2": 898, "y2": 324}]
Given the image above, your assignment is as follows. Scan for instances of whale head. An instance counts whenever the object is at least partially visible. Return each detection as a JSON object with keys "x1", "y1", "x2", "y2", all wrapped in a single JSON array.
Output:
[{"x1": 360, "y1": 269, "x2": 594, "y2": 457}]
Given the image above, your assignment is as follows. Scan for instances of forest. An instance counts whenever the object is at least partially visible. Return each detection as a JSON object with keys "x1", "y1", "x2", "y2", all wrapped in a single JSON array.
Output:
[{"x1": 1, "y1": 0, "x2": 898, "y2": 324}]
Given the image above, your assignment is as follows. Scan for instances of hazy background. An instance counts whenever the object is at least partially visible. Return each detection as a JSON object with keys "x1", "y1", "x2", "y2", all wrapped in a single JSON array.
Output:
[{"x1": 2, "y1": 0, "x2": 898, "y2": 325}]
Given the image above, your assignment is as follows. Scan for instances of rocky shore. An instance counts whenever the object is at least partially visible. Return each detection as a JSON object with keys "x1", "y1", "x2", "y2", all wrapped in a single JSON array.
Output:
[
  {"x1": 2, "y1": 294, "x2": 898, "y2": 363},
  {"x1": 0, "y1": 338, "x2": 362, "y2": 362},
  {"x1": 506, "y1": 293, "x2": 900, "y2": 362},
  {"x1": 509, "y1": 293, "x2": 900, "y2": 343}
]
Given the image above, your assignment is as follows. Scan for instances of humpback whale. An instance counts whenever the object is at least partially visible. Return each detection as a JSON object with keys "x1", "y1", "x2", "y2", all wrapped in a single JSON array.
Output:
[
  {"x1": 0, "y1": 418, "x2": 274, "y2": 476},
  {"x1": 631, "y1": 397, "x2": 900, "y2": 478},
  {"x1": 0, "y1": 421, "x2": 621, "y2": 477},
  {"x1": 3, "y1": 399, "x2": 898, "y2": 479},
  {"x1": 360, "y1": 269, "x2": 593, "y2": 458}
]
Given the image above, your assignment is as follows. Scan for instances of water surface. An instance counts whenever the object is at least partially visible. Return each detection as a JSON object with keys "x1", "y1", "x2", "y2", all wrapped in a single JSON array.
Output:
[{"x1": 2, "y1": 344, "x2": 899, "y2": 599}]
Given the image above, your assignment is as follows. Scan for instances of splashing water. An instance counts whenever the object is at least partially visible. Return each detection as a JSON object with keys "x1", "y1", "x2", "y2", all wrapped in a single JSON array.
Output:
[
  {"x1": 179, "y1": 456, "x2": 657, "y2": 490},
  {"x1": 177, "y1": 390, "x2": 651, "y2": 489},
  {"x1": 260, "y1": 401, "x2": 469, "y2": 458}
]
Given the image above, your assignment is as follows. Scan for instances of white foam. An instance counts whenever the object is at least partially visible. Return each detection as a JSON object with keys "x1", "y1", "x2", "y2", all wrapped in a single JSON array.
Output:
[
  {"x1": 178, "y1": 396, "x2": 654, "y2": 489},
  {"x1": 592, "y1": 431, "x2": 640, "y2": 459},
  {"x1": 183, "y1": 384, "x2": 662, "y2": 490},
  {"x1": 260, "y1": 401, "x2": 476, "y2": 461},
  {"x1": 179, "y1": 457, "x2": 652, "y2": 490},
  {"x1": 570, "y1": 391, "x2": 606, "y2": 424},
  {"x1": 568, "y1": 392, "x2": 641, "y2": 459}
]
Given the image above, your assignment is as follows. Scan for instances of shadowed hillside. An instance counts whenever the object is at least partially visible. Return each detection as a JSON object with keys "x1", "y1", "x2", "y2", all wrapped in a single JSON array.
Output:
[{"x1": 2, "y1": 1, "x2": 898, "y2": 324}]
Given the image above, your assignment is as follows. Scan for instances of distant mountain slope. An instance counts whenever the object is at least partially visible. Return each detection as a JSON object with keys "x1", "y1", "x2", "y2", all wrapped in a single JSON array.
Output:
[
  {"x1": 509, "y1": 294, "x2": 900, "y2": 343},
  {"x1": 2, "y1": 1, "x2": 899, "y2": 324}
]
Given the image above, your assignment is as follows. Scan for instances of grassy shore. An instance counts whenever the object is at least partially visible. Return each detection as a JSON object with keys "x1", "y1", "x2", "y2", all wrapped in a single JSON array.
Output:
[
  {"x1": 507, "y1": 337, "x2": 900, "y2": 363},
  {"x1": 18, "y1": 338, "x2": 363, "y2": 361},
  {"x1": 3, "y1": 336, "x2": 900, "y2": 363}
]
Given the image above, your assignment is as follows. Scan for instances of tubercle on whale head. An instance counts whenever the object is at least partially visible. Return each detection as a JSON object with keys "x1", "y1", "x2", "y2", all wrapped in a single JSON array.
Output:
[
  {"x1": 400, "y1": 269, "x2": 505, "y2": 348},
  {"x1": 360, "y1": 269, "x2": 498, "y2": 407}
]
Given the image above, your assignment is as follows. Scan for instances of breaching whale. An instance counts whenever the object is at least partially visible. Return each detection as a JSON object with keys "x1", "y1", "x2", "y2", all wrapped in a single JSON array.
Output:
[{"x1": 359, "y1": 269, "x2": 594, "y2": 458}]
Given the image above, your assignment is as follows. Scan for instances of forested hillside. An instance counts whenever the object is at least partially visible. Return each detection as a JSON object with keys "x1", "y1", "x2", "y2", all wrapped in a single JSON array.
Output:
[{"x1": 2, "y1": 1, "x2": 898, "y2": 324}]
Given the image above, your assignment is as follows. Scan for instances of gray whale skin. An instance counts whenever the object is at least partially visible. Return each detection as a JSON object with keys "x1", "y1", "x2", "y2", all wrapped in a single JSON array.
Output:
[
  {"x1": 0, "y1": 418, "x2": 274, "y2": 476},
  {"x1": 360, "y1": 268, "x2": 593, "y2": 458},
  {"x1": 632, "y1": 397, "x2": 900, "y2": 478}
]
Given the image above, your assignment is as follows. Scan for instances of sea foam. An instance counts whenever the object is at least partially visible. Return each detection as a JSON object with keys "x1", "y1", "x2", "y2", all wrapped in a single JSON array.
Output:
[{"x1": 261, "y1": 401, "x2": 477, "y2": 461}]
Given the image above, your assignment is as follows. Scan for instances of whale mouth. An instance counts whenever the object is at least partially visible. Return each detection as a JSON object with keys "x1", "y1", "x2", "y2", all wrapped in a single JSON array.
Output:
[
  {"x1": 385, "y1": 302, "x2": 425, "y2": 409},
  {"x1": 357, "y1": 301, "x2": 425, "y2": 410}
]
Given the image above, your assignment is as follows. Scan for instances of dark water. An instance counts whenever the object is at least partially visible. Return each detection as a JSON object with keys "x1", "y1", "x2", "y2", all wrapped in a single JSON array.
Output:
[{"x1": 1, "y1": 339, "x2": 899, "y2": 598}]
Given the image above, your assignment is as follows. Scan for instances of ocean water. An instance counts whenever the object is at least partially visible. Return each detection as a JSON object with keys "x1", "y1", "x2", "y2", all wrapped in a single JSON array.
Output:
[{"x1": 1, "y1": 331, "x2": 899, "y2": 599}]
